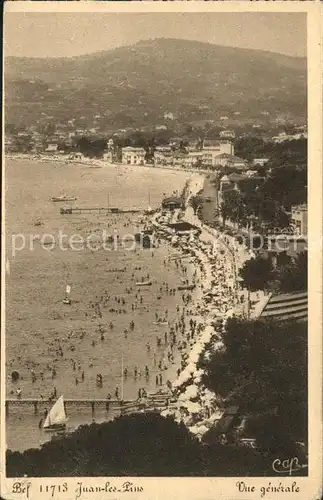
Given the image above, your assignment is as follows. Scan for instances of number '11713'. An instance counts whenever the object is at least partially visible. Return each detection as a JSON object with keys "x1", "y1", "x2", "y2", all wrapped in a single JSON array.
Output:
[{"x1": 39, "y1": 484, "x2": 68, "y2": 496}]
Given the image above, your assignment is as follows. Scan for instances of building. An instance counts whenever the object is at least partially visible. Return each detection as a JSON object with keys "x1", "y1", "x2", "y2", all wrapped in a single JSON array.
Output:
[
  {"x1": 272, "y1": 132, "x2": 307, "y2": 144},
  {"x1": 103, "y1": 152, "x2": 113, "y2": 162},
  {"x1": 291, "y1": 204, "x2": 307, "y2": 236},
  {"x1": 219, "y1": 173, "x2": 247, "y2": 193},
  {"x1": 162, "y1": 197, "x2": 183, "y2": 211},
  {"x1": 258, "y1": 291, "x2": 307, "y2": 322},
  {"x1": 252, "y1": 158, "x2": 269, "y2": 167},
  {"x1": 164, "y1": 112, "x2": 174, "y2": 120},
  {"x1": 213, "y1": 153, "x2": 248, "y2": 170},
  {"x1": 45, "y1": 143, "x2": 59, "y2": 153},
  {"x1": 187, "y1": 151, "x2": 204, "y2": 168},
  {"x1": 245, "y1": 170, "x2": 259, "y2": 178},
  {"x1": 219, "y1": 130, "x2": 235, "y2": 140},
  {"x1": 202, "y1": 140, "x2": 234, "y2": 168},
  {"x1": 173, "y1": 152, "x2": 189, "y2": 167},
  {"x1": 121, "y1": 147, "x2": 146, "y2": 165},
  {"x1": 154, "y1": 146, "x2": 174, "y2": 166}
]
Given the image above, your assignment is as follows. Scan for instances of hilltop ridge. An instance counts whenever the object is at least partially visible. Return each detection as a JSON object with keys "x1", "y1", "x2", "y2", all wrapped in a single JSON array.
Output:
[{"x1": 5, "y1": 38, "x2": 307, "y2": 129}]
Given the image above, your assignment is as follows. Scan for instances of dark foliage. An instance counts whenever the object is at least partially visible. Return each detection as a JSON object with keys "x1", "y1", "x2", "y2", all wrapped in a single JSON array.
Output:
[
  {"x1": 239, "y1": 256, "x2": 275, "y2": 292},
  {"x1": 239, "y1": 252, "x2": 307, "y2": 293},
  {"x1": 198, "y1": 317, "x2": 307, "y2": 448},
  {"x1": 6, "y1": 412, "x2": 272, "y2": 477}
]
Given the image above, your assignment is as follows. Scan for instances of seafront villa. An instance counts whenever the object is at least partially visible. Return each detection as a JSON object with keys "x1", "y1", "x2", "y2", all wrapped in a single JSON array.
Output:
[{"x1": 121, "y1": 146, "x2": 146, "y2": 165}]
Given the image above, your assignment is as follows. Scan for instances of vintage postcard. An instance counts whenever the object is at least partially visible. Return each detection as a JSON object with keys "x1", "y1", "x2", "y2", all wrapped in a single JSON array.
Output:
[{"x1": 1, "y1": 1, "x2": 322, "y2": 500}]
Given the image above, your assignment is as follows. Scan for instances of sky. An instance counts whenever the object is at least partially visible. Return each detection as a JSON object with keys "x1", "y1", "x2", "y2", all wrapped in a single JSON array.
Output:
[{"x1": 4, "y1": 12, "x2": 306, "y2": 59}]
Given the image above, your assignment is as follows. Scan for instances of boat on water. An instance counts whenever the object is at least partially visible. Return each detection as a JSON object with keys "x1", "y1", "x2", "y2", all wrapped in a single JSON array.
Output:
[
  {"x1": 50, "y1": 195, "x2": 77, "y2": 202},
  {"x1": 43, "y1": 395, "x2": 68, "y2": 432},
  {"x1": 153, "y1": 321, "x2": 168, "y2": 326},
  {"x1": 178, "y1": 284, "x2": 196, "y2": 291},
  {"x1": 136, "y1": 281, "x2": 152, "y2": 286}
]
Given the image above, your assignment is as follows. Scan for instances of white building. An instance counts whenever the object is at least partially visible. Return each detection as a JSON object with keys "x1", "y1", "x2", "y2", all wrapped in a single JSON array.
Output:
[
  {"x1": 202, "y1": 140, "x2": 234, "y2": 168},
  {"x1": 45, "y1": 143, "x2": 59, "y2": 153},
  {"x1": 121, "y1": 147, "x2": 146, "y2": 165},
  {"x1": 252, "y1": 158, "x2": 269, "y2": 167},
  {"x1": 219, "y1": 130, "x2": 235, "y2": 140},
  {"x1": 154, "y1": 146, "x2": 173, "y2": 166},
  {"x1": 213, "y1": 153, "x2": 248, "y2": 170},
  {"x1": 291, "y1": 204, "x2": 307, "y2": 236}
]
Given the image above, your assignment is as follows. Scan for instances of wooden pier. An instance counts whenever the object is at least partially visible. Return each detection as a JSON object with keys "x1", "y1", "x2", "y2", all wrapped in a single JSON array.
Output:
[
  {"x1": 60, "y1": 207, "x2": 143, "y2": 215},
  {"x1": 5, "y1": 393, "x2": 174, "y2": 416}
]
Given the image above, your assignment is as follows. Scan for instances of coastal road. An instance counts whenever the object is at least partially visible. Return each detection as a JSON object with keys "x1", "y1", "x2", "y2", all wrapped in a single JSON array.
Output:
[{"x1": 200, "y1": 174, "x2": 219, "y2": 225}]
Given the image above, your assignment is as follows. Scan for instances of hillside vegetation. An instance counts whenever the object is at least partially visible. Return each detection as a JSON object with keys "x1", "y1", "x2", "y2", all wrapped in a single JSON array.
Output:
[{"x1": 5, "y1": 38, "x2": 306, "y2": 129}]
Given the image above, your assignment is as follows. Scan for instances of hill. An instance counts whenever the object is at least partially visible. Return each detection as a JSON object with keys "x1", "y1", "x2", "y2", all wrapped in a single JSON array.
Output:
[{"x1": 5, "y1": 38, "x2": 307, "y2": 131}]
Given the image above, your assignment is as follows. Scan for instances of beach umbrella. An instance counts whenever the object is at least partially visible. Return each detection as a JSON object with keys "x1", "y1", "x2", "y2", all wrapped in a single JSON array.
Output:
[{"x1": 180, "y1": 401, "x2": 202, "y2": 414}]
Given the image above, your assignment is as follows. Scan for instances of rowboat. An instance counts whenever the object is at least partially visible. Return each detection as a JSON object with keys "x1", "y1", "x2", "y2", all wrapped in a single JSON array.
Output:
[
  {"x1": 50, "y1": 195, "x2": 77, "y2": 202},
  {"x1": 136, "y1": 281, "x2": 152, "y2": 286},
  {"x1": 178, "y1": 284, "x2": 196, "y2": 291}
]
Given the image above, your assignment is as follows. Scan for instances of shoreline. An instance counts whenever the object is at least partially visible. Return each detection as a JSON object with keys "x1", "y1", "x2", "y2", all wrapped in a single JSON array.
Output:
[
  {"x1": 5, "y1": 152, "x2": 212, "y2": 175},
  {"x1": 153, "y1": 177, "x2": 255, "y2": 437}
]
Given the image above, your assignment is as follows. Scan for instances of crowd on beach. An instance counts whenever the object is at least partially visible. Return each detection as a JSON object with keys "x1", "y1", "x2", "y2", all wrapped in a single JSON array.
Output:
[{"x1": 150, "y1": 175, "x2": 255, "y2": 438}]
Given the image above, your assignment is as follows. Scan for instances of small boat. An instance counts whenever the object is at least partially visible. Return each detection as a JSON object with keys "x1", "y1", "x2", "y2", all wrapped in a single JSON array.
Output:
[
  {"x1": 136, "y1": 281, "x2": 152, "y2": 286},
  {"x1": 178, "y1": 284, "x2": 196, "y2": 291},
  {"x1": 50, "y1": 195, "x2": 77, "y2": 202},
  {"x1": 153, "y1": 321, "x2": 168, "y2": 326},
  {"x1": 43, "y1": 395, "x2": 68, "y2": 432}
]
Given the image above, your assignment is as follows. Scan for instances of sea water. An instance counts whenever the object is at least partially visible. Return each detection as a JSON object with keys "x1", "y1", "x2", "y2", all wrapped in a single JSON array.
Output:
[{"x1": 5, "y1": 158, "x2": 194, "y2": 451}]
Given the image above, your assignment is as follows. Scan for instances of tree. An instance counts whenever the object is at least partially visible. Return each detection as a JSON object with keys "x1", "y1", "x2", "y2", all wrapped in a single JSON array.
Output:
[
  {"x1": 277, "y1": 251, "x2": 307, "y2": 292},
  {"x1": 6, "y1": 412, "x2": 268, "y2": 477},
  {"x1": 198, "y1": 317, "x2": 307, "y2": 450},
  {"x1": 76, "y1": 136, "x2": 106, "y2": 157},
  {"x1": 239, "y1": 256, "x2": 274, "y2": 291},
  {"x1": 7, "y1": 413, "x2": 203, "y2": 477},
  {"x1": 189, "y1": 195, "x2": 204, "y2": 215}
]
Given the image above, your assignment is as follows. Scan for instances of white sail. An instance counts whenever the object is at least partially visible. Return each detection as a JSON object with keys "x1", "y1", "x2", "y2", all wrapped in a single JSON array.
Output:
[
  {"x1": 66, "y1": 285, "x2": 71, "y2": 295},
  {"x1": 43, "y1": 395, "x2": 67, "y2": 428}
]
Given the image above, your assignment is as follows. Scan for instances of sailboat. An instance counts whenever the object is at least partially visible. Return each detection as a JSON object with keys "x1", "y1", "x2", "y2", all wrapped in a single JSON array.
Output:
[
  {"x1": 144, "y1": 192, "x2": 154, "y2": 214},
  {"x1": 43, "y1": 395, "x2": 68, "y2": 432},
  {"x1": 63, "y1": 284, "x2": 72, "y2": 305}
]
